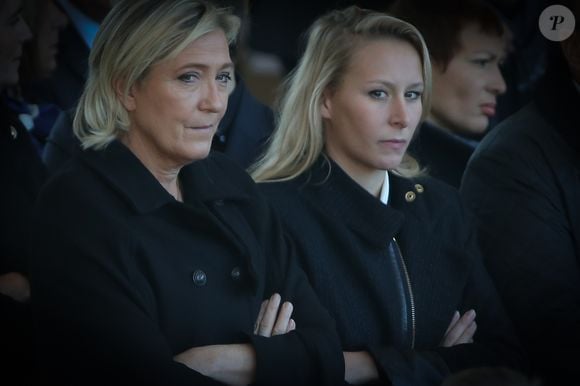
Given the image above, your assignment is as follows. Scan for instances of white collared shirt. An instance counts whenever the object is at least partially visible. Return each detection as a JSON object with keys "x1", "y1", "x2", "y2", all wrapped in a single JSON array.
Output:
[{"x1": 379, "y1": 171, "x2": 390, "y2": 205}]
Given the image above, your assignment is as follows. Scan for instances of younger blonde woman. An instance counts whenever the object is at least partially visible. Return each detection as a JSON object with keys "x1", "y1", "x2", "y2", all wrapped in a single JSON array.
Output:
[{"x1": 251, "y1": 6, "x2": 525, "y2": 385}]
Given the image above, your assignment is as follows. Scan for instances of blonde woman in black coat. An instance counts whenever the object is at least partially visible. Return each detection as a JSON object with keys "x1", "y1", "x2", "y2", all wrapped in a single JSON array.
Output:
[
  {"x1": 28, "y1": 1, "x2": 344, "y2": 385},
  {"x1": 251, "y1": 6, "x2": 526, "y2": 385}
]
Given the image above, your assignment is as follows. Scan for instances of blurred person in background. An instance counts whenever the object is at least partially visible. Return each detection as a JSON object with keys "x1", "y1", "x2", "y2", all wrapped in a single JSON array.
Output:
[
  {"x1": 0, "y1": 0, "x2": 41, "y2": 384},
  {"x1": 22, "y1": 0, "x2": 112, "y2": 110},
  {"x1": 5, "y1": 0, "x2": 68, "y2": 154},
  {"x1": 461, "y1": 1, "x2": 580, "y2": 384},
  {"x1": 391, "y1": 0, "x2": 511, "y2": 187}
]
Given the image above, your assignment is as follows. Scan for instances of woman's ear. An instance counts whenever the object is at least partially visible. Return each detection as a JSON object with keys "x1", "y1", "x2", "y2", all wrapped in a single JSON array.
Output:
[
  {"x1": 115, "y1": 78, "x2": 136, "y2": 111},
  {"x1": 320, "y1": 89, "x2": 333, "y2": 120}
]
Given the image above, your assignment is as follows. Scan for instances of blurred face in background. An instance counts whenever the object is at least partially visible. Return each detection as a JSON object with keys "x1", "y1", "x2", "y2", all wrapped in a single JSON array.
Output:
[
  {"x1": 30, "y1": 0, "x2": 68, "y2": 78},
  {"x1": 0, "y1": 0, "x2": 32, "y2": 89},
  {"x1": 429, "y1": 23, "x2": 507, "y2": 137}
]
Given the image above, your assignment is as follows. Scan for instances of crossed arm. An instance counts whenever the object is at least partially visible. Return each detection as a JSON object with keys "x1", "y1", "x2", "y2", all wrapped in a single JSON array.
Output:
[
  {"x1": 173, "y1": 293, "x2": 296, "y2": 385},
  {"x1": 344, "y1": 309, "x2": 477, "y2": 384},
  {"x1": 174, "y1": 294, "x2": 477, "y2": 385},
  {"x1": 0, "y1": 272, "x2": 30, "y2": 302}
]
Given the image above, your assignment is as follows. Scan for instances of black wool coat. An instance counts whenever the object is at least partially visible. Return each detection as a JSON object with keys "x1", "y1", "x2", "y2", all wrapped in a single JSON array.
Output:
[
  {"x1": 29, "y1": 141, "x2": 344, "y2": 386},
  {"x1": 260, "y1": 158, "x2": 526, "y2": 386},
  {"x1": 0, "y1": 101, "x2": 46, "y2": 274},
  {"x1": 0, "y1": 99, "x2": 45, "y2": 385},
  {"x1": 461, "y1": 56, "x2": 580, "y2": 386}
]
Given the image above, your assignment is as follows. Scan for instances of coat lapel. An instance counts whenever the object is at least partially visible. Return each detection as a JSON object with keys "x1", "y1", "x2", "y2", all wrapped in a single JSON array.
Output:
[
  {"x1": 82, "y1": 144, "x2": 261, "y2": 289},
  {"x1": 301, "y1": 158, "x2": 404, "y2": 248}
]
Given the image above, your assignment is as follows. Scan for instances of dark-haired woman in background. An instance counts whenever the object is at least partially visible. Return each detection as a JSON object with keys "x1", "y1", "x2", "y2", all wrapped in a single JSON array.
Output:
[{"x1": 391, "y1": 0, "x2": 510, "y2": 187}]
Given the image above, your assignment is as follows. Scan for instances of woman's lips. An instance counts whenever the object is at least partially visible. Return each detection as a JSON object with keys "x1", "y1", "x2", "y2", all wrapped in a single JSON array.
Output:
[
  {"x1": 480, "y1": 103, "x2": 496, "y2": 117},
  {"x1": 379, "y1": 139, "x2": 407, "y2": 151}
]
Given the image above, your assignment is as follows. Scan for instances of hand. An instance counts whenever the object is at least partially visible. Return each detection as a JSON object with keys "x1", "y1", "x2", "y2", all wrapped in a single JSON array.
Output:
[
  {"x1": 0, "y1": 272, "x2": 31, "y2": 303},
  {"x1": 174, "y1": 344, "x2": 255, "y2": 385},
  {"x1": 440, "y1": 309, "x2": 477, "y2": 347},
  {"x1": 344, "y1": 351, "x2": 379, "y2": 384},
  {"x1": 253, "y1": 293, "x2": 296, "y2": 337}
]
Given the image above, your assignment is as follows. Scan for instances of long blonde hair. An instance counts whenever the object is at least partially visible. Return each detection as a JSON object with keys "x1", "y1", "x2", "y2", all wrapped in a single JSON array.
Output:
[
  {"x1": 250, "y1": 6, "x2": 431, "y2": 182},
  {"x1": 74, "y1": 0, "x2": 240, "y2": 150}
]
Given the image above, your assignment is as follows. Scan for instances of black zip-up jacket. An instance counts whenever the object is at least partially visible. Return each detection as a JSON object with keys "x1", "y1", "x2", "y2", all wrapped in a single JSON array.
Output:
[{"x1": 260, "y1": 158, "x2": 526, "y2": 386}]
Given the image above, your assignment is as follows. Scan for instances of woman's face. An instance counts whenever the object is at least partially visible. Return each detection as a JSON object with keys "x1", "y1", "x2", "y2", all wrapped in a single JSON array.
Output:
[
  {"x1": 33, "y1": 0, "x2": 68, "y2": 78},
  {"x1": 322, "y1": 38, "x2": 424, "y2": 179},
  {"x1": 430, "y1": 23, "x2": 507, "y2": 137},
  {"x1": 122, "y1": 29, "x2": 234, "y2": 170},
  {"x1": 0, "y1": 0, "x2": 32, "y2": 88}
]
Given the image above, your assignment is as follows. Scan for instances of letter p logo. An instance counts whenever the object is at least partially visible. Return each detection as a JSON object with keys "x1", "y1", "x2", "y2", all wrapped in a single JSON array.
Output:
[
  {"x1": 540, "y1": 5, "x2": 575, "y2": 41},
  {"x1": 550, "y1": 15, "x2": 566, "y2": 30}
]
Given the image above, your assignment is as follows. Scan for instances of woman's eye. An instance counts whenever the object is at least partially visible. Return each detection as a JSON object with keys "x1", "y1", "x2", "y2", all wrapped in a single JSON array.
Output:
[
  {"x1": 369, "y1": 90, "x2": 387, "y2": 99},
  {"x1": 472, "y1": 59, "x2": 491, "y2": 67},
  {"x1": 405, "y1": 91, "x2": 422, "y2": 100},
  {"x1": 178, "y1": 73, "x2": 199, "y2": 83},
  {"x1": 216, "y1": 72, "x2": 232, "y2": 84}
]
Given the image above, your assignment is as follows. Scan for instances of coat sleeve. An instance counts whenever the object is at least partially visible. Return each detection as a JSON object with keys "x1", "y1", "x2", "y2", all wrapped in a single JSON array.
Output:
[
  {"x1": 366, "y1": 345, "x2": 450, "y2": 385},
  {"x1": 248, "y1": 197, "x2": 345, "y2": 386},
  {"x1": 29, "y1": 177, "x2": 226, "y2": 386},
  {"x1": 429, "y1": 203, "x2": 528, "y2": 373},
  {"x1": 461, "y1": 140, "x2": 580, "y2": 382}
]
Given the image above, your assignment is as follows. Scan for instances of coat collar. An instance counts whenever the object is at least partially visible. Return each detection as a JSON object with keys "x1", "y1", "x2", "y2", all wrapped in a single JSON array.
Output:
[
  {"x1": 419, "y1": 121, "x2": 479, "y2": 150},
  {"x1": 298, "y1": 157, "x2": 428, "y2": 247},
  {"x1": 79, "y1": 140, "x2": 250, "y2": 214}
]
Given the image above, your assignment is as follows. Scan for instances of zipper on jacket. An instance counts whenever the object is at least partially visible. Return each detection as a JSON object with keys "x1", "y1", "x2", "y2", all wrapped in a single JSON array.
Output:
[{"x1": 393, "y1": 237, "x2": 416, "y2": 348}]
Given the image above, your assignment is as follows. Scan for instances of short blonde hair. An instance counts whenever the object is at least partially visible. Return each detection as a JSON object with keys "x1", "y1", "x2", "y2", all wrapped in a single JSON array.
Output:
[
  {"x1": 74, "y1": 0, "x2": 240, "y2": 150},
  {"x1": 250, "y1": 6, "x2": 431, "y2": 182}
]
